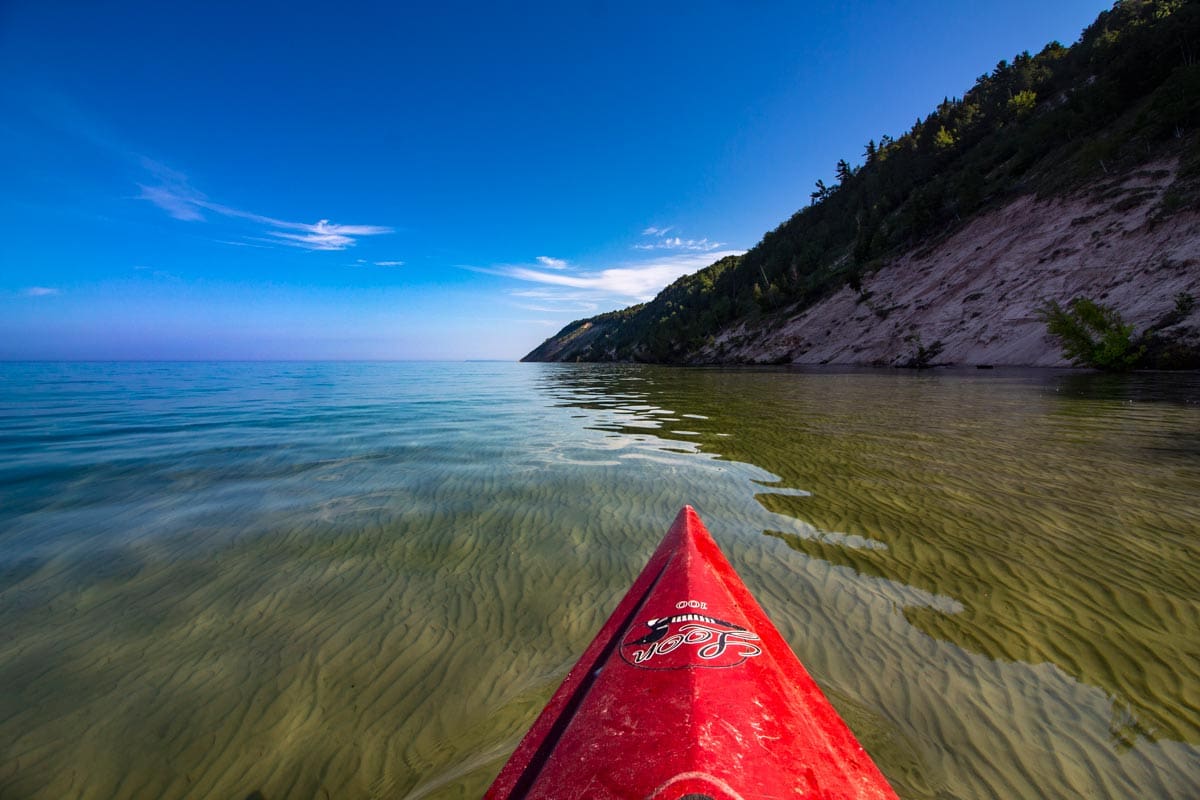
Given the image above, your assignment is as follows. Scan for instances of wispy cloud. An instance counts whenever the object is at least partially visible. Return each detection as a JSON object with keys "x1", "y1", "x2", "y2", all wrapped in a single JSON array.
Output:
[
  {"x1": 374, "y1": 260, "x2": 405, "y2": 267},
  {"x1": 502, "y1": 264, "x2": 684, "y2": 299},
  {"x1": 634, "y1": 226, "x2": 725, "y2": 252},
  {"x1": 636, "y1": 225, "x2": 725, "y2": 252},
  {"x1": 634, "y1": 237, "x2": 724, "y2": 252},
  {"x1": 138, "y1": 184, "x2": 206, "y2": 221},
  {"x1": 25, "y1": 287, "x2": 61, "y2": 297},
  {"x1": 510, "y1": 289, "x2": 588, "y2": 299},
  {"x1": 267, "y1": 220, "x2": 392, "y2": 251},
  {"x1": 493, "y1": 250, "x2": 744, "y2": 309},
  {"x1": 508, "y1": 288, "x2": 601, "y2": 314},
  {"x1": 137, "y1": 160, "x2": 392, "y2": 251},
  {"x1": 536, "y1": 256, "x2": 568, "y2": 269},
  {"x1": 21, "y1": 104, "x2": 391, "y2": 253}
]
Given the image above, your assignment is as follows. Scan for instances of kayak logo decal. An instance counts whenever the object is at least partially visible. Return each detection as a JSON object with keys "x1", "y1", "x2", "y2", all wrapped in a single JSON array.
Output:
[{"x1": 620, "y1": 611, "x2": 762, "y2": 670}]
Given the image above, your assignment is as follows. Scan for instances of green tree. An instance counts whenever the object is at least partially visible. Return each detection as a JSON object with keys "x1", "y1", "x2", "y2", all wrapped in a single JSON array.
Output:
[
  {"x1": 1008, "y1": 89, "x2": 1038, "y2": 118},
  {"x1": 1037, "y1": 297, "x2": 1145, "y2": 370},
  {"x1": 836, "y1": 159, "x2": 854, "y2": 183},
  {"x1": 934, "y1": 126, "x2": 957, "y2": 150}
]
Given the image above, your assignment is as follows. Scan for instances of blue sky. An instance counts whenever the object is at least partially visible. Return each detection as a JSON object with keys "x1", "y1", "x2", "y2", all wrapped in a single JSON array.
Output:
[{"x1": 1, "y1": 0, "x2": 1111, "y2": 360}]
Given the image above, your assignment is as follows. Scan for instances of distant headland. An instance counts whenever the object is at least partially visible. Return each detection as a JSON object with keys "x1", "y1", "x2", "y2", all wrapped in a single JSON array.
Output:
[{"x1": 524, "y1": 1, "x2": 1200, "y2": 368}]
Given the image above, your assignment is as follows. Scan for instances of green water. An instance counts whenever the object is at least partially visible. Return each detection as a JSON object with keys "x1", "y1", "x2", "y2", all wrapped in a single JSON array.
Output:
[{"x1": 0, "y1": 362, "x2": 1196, "y2": 798}]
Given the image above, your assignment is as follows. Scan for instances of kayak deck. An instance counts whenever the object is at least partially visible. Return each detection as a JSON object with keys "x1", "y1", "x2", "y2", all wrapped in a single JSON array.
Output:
[{"x1": 484, "y1": 506, "x2": 898, "y2": 799}]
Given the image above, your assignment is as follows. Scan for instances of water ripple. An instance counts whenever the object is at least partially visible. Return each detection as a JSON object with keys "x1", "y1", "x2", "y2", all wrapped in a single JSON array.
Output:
[{"x1": 0, "y1": 362, "x2": 1196, "y2": 799}]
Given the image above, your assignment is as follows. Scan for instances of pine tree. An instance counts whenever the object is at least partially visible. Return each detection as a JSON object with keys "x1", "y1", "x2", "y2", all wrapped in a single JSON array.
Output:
[{"x1": 836, "y1": 159, "x2": 853, "y2": 184}]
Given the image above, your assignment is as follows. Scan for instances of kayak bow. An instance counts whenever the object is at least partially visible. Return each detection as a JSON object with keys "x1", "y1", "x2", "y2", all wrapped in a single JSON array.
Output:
[{"x1": 485, "y1": 506, "x2": 898, "y2": 799}]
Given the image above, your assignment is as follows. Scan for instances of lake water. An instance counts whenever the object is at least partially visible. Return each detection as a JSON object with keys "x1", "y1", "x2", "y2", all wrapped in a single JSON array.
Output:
[{"x1": 0, "y1": 361, "x2": 1197, "y2": 799}]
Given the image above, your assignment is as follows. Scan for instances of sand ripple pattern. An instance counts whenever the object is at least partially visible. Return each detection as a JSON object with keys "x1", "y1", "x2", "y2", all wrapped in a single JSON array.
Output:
[{"x1": 0, "y1": 362, "x2": 1196, "y2": 799}]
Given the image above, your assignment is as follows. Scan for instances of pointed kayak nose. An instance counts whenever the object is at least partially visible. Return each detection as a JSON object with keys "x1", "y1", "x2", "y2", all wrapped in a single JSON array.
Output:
[{"x1": 484, "y1": 506, "x2": 898, "y2": 799}]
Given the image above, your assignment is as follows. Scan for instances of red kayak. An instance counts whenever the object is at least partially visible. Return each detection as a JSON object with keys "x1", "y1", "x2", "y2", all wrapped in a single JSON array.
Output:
[{"x1": 485, "y1": 506, "x2": 898, "y2": 799}]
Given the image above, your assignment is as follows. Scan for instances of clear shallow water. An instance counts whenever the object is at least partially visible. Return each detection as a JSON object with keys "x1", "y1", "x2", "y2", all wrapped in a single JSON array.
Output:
[{"x1": 0, "y1": 361, "x2": 1197, "y2": 799}]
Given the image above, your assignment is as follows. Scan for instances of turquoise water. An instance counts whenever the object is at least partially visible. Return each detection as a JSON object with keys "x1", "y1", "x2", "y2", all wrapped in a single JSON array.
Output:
[{"x1": 1, "y1": 362, "x2": 1197, "y2": 799}]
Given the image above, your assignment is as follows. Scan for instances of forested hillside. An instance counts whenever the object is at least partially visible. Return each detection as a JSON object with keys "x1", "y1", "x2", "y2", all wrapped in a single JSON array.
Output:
[{"x1": 523, "y1": 0, "x2": 1200, "y2": 364}]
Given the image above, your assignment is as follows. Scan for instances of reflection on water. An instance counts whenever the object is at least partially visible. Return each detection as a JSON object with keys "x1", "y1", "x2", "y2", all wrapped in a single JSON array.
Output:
[
  {"x1": 0, "y1": 362, "x2": 1197, "y2": 799},
  {"x1": 533, "y1": 364, "x2": 1200, "y2": 797}
]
